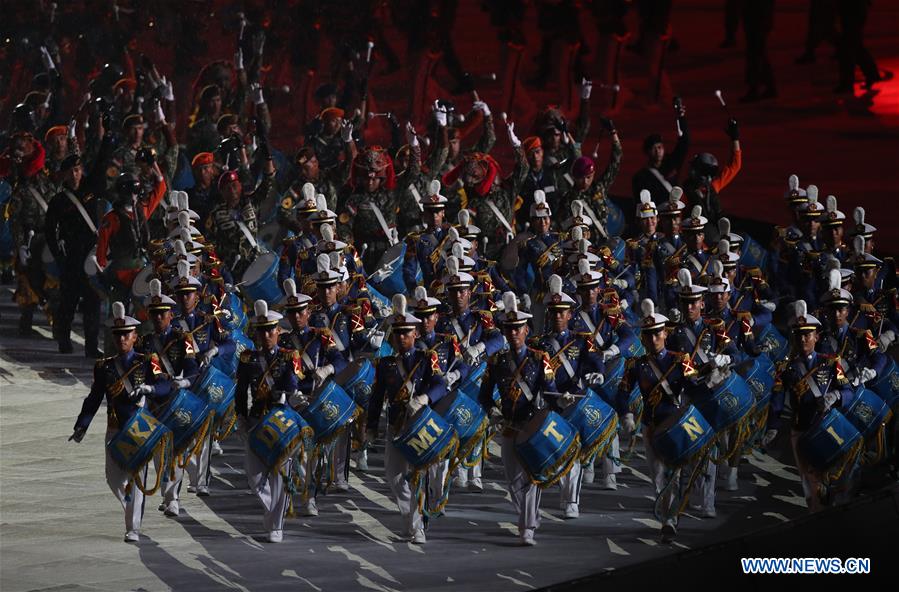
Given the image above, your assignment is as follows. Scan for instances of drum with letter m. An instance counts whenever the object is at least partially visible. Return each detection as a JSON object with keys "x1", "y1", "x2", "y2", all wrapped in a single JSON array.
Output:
[{"x1": 392, "y1": 406, "x2": 459, "y2": 470}]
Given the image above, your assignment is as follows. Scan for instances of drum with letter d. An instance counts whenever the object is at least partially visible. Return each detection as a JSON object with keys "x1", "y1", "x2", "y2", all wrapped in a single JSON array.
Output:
[
  {"x1": 302, "y1": 381, "x2": 360, "y2": 443},
  {"x1": 248, "y1": 405, "x2": 313, "y2": 470},
  {"x1": 514, "y1": 409, "x2": 581, "y2": 488},
  {"x1": 651, "y1": 404, "x2": 715, "y2": 468},
  {"x1": 688, "y1": 371, "x2": 755, "y2": 433},
  {"x1": 334, "y1": 358, "x2": 375, "y2": 407},
  {"x1": 392, "y1": 406, "x2": 459, "y2": 470},
  {"x1": 563, "y1": 390, "x2": 619, "y2": 463},
  {"x1": 797, "y1": 408, "x2": 863, "y2": 473},
  {"x1": 240, "y1": 251, "x2": 280, "y2": 304},
  {"x1": 433, "y1": 390, "x2": 488, "y2": 463},
  {"x1": 107, "y1": 408, "x2": 173, "y2": 495},
  {"x1": 157, "y1": 389, "x2": 213, "y2": 457}
]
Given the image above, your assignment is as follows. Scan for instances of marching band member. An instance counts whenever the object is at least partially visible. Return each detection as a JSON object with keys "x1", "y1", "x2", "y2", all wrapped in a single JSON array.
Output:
[
  {"x1": 69, "y1": 302, "x2": 173, "y2": 542},
  {"x1": 479, "y1": 292, "x2": 557, "y2": 546}
]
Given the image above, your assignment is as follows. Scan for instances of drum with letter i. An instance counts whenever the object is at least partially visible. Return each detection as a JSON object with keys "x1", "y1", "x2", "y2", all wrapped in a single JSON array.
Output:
[
  {"x1": 433, "y1": 391, "x2": 489, "y2": 467},
  {"x1": 392, "y1": 406, "x2": 459, "y2": 471},
  {"x1": 797, "y1": 408, "x2": 863, "y2": 474},
  {"x1": 514, "y1": 409, "x2": 581, "y2": 488},
  {"x1": 157, "y1": 389, "x2": 213, "y2": 465},
  {"x1": 248, "y1": 405, "x2": 314, "y2": 470},
  {"x1": 563, "y1": 390, "x2": 619, "y2": 463},
  {"x1": 370, "y1": 242, "x2": 419, "y2": 297},
  {"x1": 107, "y1": 408, "x2": 173, "y2": 495},
  {"x1": 302, "y1": 381, "x2": 360, "y2": 444},
  {"x1": 651, "y1": 404, "x2": 715, "y2": 468},
  {"x1": 334, "y1": 358, "x2": 375, "y2": 408},
  {"x1": 196, "y1": 365, "x2": 237, "y2": 439},
  {"x1": 240, "y1": 252, "x2": 280, "y2": 304}
]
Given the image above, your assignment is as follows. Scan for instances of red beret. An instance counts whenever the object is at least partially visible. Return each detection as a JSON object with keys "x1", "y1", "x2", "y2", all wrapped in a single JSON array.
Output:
[
  {"x1": 191, "y1": 152, "x2": 215, "y2": 168},
  {"x1": 522, "y1": 136, "x2": 542, "y2": 153}
]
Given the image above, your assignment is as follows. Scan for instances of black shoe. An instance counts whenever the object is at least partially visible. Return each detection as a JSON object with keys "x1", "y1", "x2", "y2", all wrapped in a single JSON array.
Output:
[
  {"x1": 85, "y1": 346, "x2": 103, "y2": 359},
  {"x1": 661, "y1": 524, "x2": 677, "y2": 543},
  {"x1": 58, "y1": 340, "x2": 74, "y2": 354},
  {"x1": 17, "y1": 312, "x2": 34, "y2": 337},
  {"x1": 795, "y1": 52, "x2": 816, "y2": 65},
  {"x1": 0, "y1": 268, "x2": 11, "y2": 284}
]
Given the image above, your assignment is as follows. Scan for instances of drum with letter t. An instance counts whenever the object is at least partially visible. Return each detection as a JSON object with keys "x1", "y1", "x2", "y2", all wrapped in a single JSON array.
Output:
[{"x1": 514, "y1": 409, "x2": 581, "y2": 488}]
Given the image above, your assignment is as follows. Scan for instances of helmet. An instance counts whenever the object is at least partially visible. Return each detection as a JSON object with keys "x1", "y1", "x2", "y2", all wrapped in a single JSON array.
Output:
[
  {"x1": 116, "y1": 172, "x2": 142, "y2": 198},
  {"x1": 690, "y1": 153, "x2": 719, "y2": 179}
]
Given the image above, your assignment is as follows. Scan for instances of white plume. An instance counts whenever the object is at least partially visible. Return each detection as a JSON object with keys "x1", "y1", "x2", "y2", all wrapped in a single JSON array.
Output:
[
  {"x1": 254, "y1": 299, "x2": 268, "y2": 318},
  {"x1": 174, "y1": 239, "x2": 187, "y2": 257},
  {"x1": 452, "y1": 242, "x2": 465, "y2": 259},
  {"x1": 691, "y1": 205, "x2": 702, "y2": 219},
  {"x1": 112, "y1": 301, "x2": 125, "y2": 320},
  {"x1": 640, "y1": 298, "x2": 655, "y2": 318},
  {"x1": 640, "y1": 189, "x2": 651, "y2": 205},
  {"x1": 533, "y1": 189, "x2": 546, "y2": 205},
  {"x1": 853, "y1": 235, "x2": 865, "y2": 254},
  {"x1": 788, "y1": 174, "x2": 799, "y2": 191},
  {"x1": 571, "y1": 226, "x2": 584, "y2": 242},
  {"x1": 392, "y1": 293, "x2": 407, "y2": 316},
  {"x1": 794, "y1": 299, "x2": 807, "y2": 319},
  {"x1": 315, "y1": 193, "x2": 328, "y2": 212},
  {"x1": 826, "y1": 195, "x2": 837, "y2": 213},
  {"x1": 827, "y1": 269, "x2": 841, "y2": 291},
  {"x1": 572, "y1": 200, "x2": 584, "y2": 217},
  {"x1": 302, "y1": 182, "x2": 315, "y2": 202},
  {"x1": 670, "y1": 186, "x2": 683, "y2": 201},
  {"x1": 283, "y1": 278, "x2": 297, "y2": 297},
  {"x1": 677, "y1": 268, "x2": 692, "y2": 288},
  {"x1": 548, "y1": 274, "x2": 563, "y2": 295},
  {"x1": 807, "y1": 184, "x2": 818, "y2": 203},
  {"x1": 177, "y1": 259, "x2": 190, "y2": 279},
  {"x1": 718, "y1": 239, "x2": 731, "y2": 255},
  {"x1": 718, "y1": 217, "x2": 731, "y2": 238},
  {"x1": 149, "y1": 278, "x2": 162, "y2": 297},
  {"x1": 502, "y1": 291, "x2": 517, "y2": 314},
  {"x1": 853, "y1": 206, "x2": 865, "y2": 226},
  {"x1": 578, "y1": 258, "x2": 591, "y2": 277},
  {"x1": 446, "y1": 255, "x2": 460, "y2": 277},
  {"x1": 428, "y1": 179, "x2": 441, "y2": 196},
  {"x1": 321, "y1": 223, "x2": 335, "y2": 242},
  {"x1": 316, "y1": 253, "x2": 331, "y2": 274},
  {"x1": 178, "y1": 210, "x2": 190, "y2": 229},
  {"x1": 458, "y1": 209, "x2": 470, "y2": 227},
  {"x1": 708, "y1": 259, "x2": 724, "y2": 279},
  {"x1": 414, "y1": 286, "x2": 428, "y2": 303}
]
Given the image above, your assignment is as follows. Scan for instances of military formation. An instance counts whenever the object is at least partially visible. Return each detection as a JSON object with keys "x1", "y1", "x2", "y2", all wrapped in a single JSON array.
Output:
[{"x1": 0, "y1": 4, "x2": 895, "y2": 551}]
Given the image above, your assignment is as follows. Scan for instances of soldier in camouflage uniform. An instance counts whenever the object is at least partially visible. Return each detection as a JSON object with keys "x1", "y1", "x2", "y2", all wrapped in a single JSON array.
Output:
[{"x1": 557, "y1": 122, "x2": 622, "y2": 231}]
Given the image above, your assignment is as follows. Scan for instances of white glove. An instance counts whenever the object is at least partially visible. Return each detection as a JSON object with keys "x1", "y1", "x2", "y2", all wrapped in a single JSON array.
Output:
[
  {"x1": 473, "y1": 100, "x2": 491, "y2": 117},
  {"x1": 174, "y1": 378, "x2": 191, "y2": 389},
  {"x1": 199, "y1": 346, "x2": 219, "y2": 366},
  {"x1": 40, "y1": 46, "x2": 56, "y2": 71},
  {"x1": 368, "y1": 330, "x2": 385, "y2": 349},
  {"x1": 464, "y1": 342, "x2": 486, "y2": 365},
  {"x1": 407, "y1": 394, "x2": 430, "y2": 415},
  {"x1": 612, "y1": 278, "x2": 628, "y2": 290},
  {"x1": 446, "y1": 370, "x2": 461, "y2": 388},
  {"x1": 289, "y1": 390, "x2": 309, "y2": 410},
  {"x1": 234, "y1": 48, "x2": 244, "y2": 70},
  {"x1": 601, "y1": 344, "x2": 620, "y2": 363},
  {"x1": 823, "y1": 390, "x2": 839, "y2": 410},
  {"x1": 89, "y1": 255, "x2": 104, "y2": 274},
  {"x1": 580, "y1": 78, "x2": 592, "y2": 100},
  {"x1": 433, "y1": 101, "x2": 448, "y2": 127},
  {"x1": 706, "y1": 367, "x2": 727, "y2": 389},
  {"x1": 155, "y1": 102, "x2": 166, "y2": 124},
  {"x1": 559, "y1": 392, "x2": 576, "y2": 409},
  {"x1": 585, "y1": 372, "x2": 604, "y2": 387},
  {"x1": 858, "y1": 367, "x2": 877, "y2": 385},
  {"x1": 489, "y1": 406, "x2": 504, "y2": 426},
  {"x1": 18, "y1": 246, "x2": 30, "y2": 267},
  {"x1": 760, "y1": 300, "x2": 777, "y2": 312},
  {"x1": 761, "y1": 429, "x2": 778, "y2": 447},
  {"x1": 507, "y1": 122, "x2": 521, "y2": 148},
  {"x1": 878, "y1": 330, "x2": 896, "y2": 352},
  {"x1": 315, "y1": 364, "x2": 335, "y2": 385},
  {"x1": 712, "y1": 354, "x2": 731, "y2": 368},
  {"x1": 340, "y1": 119, "x2": 354, "y2": 142},
  {"x1": 250, "y1": 83, "x2": 264, "y2": 106},
  {"x1": 67, "y1": 119, "x2": 77, "y2": 141},
  {"x1": 405, "y1": 122, "x2": 418, "y2": 147},
  {"x1": 161, "y1": 76, "x2": 175, "y2": 102},
  {"x1": 135, "y1": 383, "x2": 155, "y2": 396},
  {"x1": 622, "y1": 413, "x2": 636, "y2": 433},
  {"x1": 57, "y1": 239, "x2": 67, "y2": 258},
  {"x1": 223, "y1": 283, "x2": 236, "y2": 294}
]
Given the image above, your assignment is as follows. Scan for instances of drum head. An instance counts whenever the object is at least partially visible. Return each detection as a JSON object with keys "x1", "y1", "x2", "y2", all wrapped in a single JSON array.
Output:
[
  {"x1": 241, "y1": 251, "x2": 277, "y2": 283},
  {"x1": 653, "y1": 404, "x2": 689, "y2": 435},
  {"x1": 514, "y1": 409, "x2": 549, "y2": 445},
  {"x1": 334, "y1": 359, "x2": 368, "y2": 386},
  {"x1": 375, "y1": 242, "x2": 405, "y2": 272},
  {"x1": 131, "y1": 267, "x2": 155, "y2": 297},
  {"x1": 258, "y1": 221, "x2": 284, "y2": 250},
  {"x1": 431, "y1": 389, "x2": 459, "y2": 416}
]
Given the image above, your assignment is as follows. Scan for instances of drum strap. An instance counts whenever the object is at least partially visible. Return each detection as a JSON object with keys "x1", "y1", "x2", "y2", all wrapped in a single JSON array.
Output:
[
  {"x1": 648, "y1": 167, "x2": 673, "y2": 193},
  {"x1": 646, "y1": 357, "x2": 675, "y2": 398},
  {"x1": 578, "y1": 311, "x2": 606, "y2": 348},
  {"x1": 579, "y1": 199, "x2": 609, "y2": 239},
  {"x1": 113, "y1": 357, "x2": 140, "y2": 399},
  {"x1": 396, "y1": 356, "x2": 424, "y2": 402},
  {"x1": 408, "y1": 184, "x2": 424, "y2": 212},
  {"x1": 548, "y1": 337, "x2": 579, "y2": 387},
  {"x1": 507, "y1": 355, "x2": 535, "y2": 403},
  {"x1": 235, "y1": 219, "x2": 258, "y2": 250},
  {"x1": 363, "y1": 202, "x2": 397, "y2": 245},
  {"x1": 451, "y1": 319, "x2": 473, "y2": 349},
  {"x1": 796, "y1": 359, "x2": 828, "y2": 400},
  {"x1": 151, "y1": 335, "x2": 177, "y2": 377},
  {"x1": 291, "y1": 333, "x2": 318, "y2": 371},
  {"x1": 485, "y1": 199, "x2": 515, "y2": 238},
  {"x1": 64, "y1": 189, "x2": 98, "y2": 234},
  {"x1": 682, "y1": 326, "x2": 710, "y2": 364},
  {"x1": 328, "y1": 314, "x2": 347, "y2": 352},
  {"x1": 178, "y1": 319, "x2": 204, "y2": 355},
  {"x1": 27, "y1": 185, "x2": 48, "y2": 214},
  {"x1": 255, "y1": 353, "x2": 278, "y2": 401}
]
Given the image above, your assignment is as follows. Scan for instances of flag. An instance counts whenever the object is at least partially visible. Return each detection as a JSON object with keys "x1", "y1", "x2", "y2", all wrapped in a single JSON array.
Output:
[
  {"x1": 430, "y1": 351, "x2": 441, "y2": 374},
  {"x1": 184, "y1": 336, "x2": 196, "y2": 356},
  {"x1": 150, "y1": 354, "x2": 163, "y2": 376},
  {"x1": 864, "y1": 330, "x2": 878, "y2": 352},
  {"x1": 681, "y1": 355, "x2": 697, "y2": 377}
]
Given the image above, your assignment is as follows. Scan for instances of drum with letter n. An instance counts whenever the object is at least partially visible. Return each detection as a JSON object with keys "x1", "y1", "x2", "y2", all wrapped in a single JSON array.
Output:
[
  {"x1": 514, "y1": 409, "x2": 581, "y2": 488},
  {"x1": 688, "y1": 371, "x2": 754, "y2": 433},
  {"x1": 157, "y1": 389, "x2": 213, "y2": 461},
  {"x1": 433, "y1": 390, "x2": 488, "y2": 466},
  {"x1": 334, "y1": 358, "x2": 375, "y2": 408},
  {"x1": 302, "y1": 381, "x2": 360, "y2": 443},
  {"x1": 107, "y1": 408, "x2": 173, "y2": 495},
  {"x1": 248, "y1": 405, "x2": 313, "y2": 470},
  {"x1": 563, "y1": 390, "x2": 619, "y2": 463},
  {"x1": 651, "y1": 404, "x2": 715, "y2": 468},
  {"x1": 240, "y1": 251, "x2": 280, "y2": 304},
  {"x1": 392, "y1": 406, "x2": 459, "y2": 470},
  {"x1": 797, "y1": 408, "x2": 863, "y2": 473}
]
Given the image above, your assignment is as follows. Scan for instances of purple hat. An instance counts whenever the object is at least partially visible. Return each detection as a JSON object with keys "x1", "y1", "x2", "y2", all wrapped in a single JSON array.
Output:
[{"x1": 572, "y1": 156, "x2": 595, "y2": 179}]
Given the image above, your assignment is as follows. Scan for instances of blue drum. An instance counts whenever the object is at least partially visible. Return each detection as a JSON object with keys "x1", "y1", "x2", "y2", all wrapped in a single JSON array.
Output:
[
  {"x1": 196, "y1": 364, "x2": 237, "y2": 421},
  {"x1": 756, "y1": 323, "x2": 789, "y2": 363},
  {"x1": 248, "y1": 405, "x2": 313, "y2": 470},
  {"x1": 739, "y1": 356, "x2": 776, "y2": 404},
  {"x1": 605, "y1": 237, "x2": 626, "y2": 264},
  {"x1": 216, "y1": 292, "x2": 247, "y2": 332},
  {"x1": 606, "y1": 200, "x2": 625, "y2": 237},
  {"x1": 107, "y1": 408, "x2": 173, "y2": 494},
  {"x1": 868, "y1": 357, "x2": 899, "y2": 408},
  {"x1": 393, "y1": 406, "x2": 458, "y2": 469},
  {"x1": 651, "y1": 404, "x2": 715, "y2": 468},
  {"x1": 843, "y1": 388, "x2": 892, "y2": 440},
  {"x1": 370, "y1": 242, "x2": 420, "y2": 297},
  {"x1": 240, "y1": 252, "x2": 281, "y2": 304},
  {"x1": 458, "y1": 360, "x2": 500, "y2": 404},
  {"x1": 364, "y1": 282, "x2": 391, "y2": 314},
  {"x1": 433, "y1": 390, "x2": 489, "y2": 462},
  {"x1": 302, "y1": 381, "x2": 360, "y2": 443},
  {"x1": 597, "y1": 356, "x2": 641, "y2": 414},
  {"x1": 739, "y1": 233, "x2": 769, "y2": 271},
  {"x1": 157, "y1": 389, "x2": 213, "y2": 456},
  {"x1": 334, "y1": 358, "x2": 376, "y2": 407},
  {"x1": 212, "y1": 329, "x2": 254, "y2": 378},
  {"x1": 514, "y1": 410, "x2": 581, "y2": 488},
  {"x1": 563, "y1": 390, "x2": 619, "y2": 463},
  {"x1": 797, "y1": 409, "x2": 863, "y2": 473},
  {"x1": 688, "y1": 372, "x2": 754, "y2": 433}
]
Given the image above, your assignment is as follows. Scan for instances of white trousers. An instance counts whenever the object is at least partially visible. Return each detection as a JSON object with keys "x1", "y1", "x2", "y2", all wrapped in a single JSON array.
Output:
[
  {"x1": 162, "y1": 430, "x2": 213, "y2": 504},
  {"x1": 558, "y1": 459, "x2": 583, "y2": 506},
  {"x1": 244, "y1": 421, "x2": 292, "y2": 532},
  {"x1": 427, "y1": 460, "x2": 450, "y2": 512},
  {"x1": 105, "y1": 428, "x2": 147, "y2": 534},
  {"x1": 598, "y1": 434, "x2": 622, "y2": 478},
  {"x1": 500, "y1": 435, "x2": 542, "y2": 534},
  {"x1": 384, "y1": 427, "x2": 425, "y2": 536}
]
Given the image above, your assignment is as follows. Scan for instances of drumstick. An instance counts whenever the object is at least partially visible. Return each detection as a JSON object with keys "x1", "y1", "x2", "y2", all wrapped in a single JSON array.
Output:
[{"x1": 714, "y1": 89, "x2": 733, "y2": 119}]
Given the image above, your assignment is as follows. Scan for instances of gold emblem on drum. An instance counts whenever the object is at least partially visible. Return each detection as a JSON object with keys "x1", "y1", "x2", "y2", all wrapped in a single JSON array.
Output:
[
  {"x1": 584, "y1": 405, "x2": 603, "y2": 427},
  {"x1": 890, "y1": 373, "x2": 899, "y2": 393},
  {"x1": 453, "y1": 406, "x2": 473, "y2": 428},
  {"x1": 720, "y1": 393, "x2": 739, "y2": 412},
  {"x1": 208, "y1": 385, "x2": 224, "y2": 403},
  {"x1": 853, "y1": 402, "x2": 874, "y2": 426},
  {"x1": 323, "y1": 401, "x2": 340, "y2": 422},
  {"x1": 747, "y1": 378, "x2": 764, "y2": 398},
  {"x1": 763, "y1": 336, "x2": 779, "y2": 353},
  {"x1": 174, "y1": 409, "x2": 192, "y2": 428}
]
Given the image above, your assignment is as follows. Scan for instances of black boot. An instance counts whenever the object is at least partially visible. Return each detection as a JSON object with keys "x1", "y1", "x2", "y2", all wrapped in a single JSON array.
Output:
[{"x1": 17, "y1": 308, "x2": 34, "y2": 337}]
